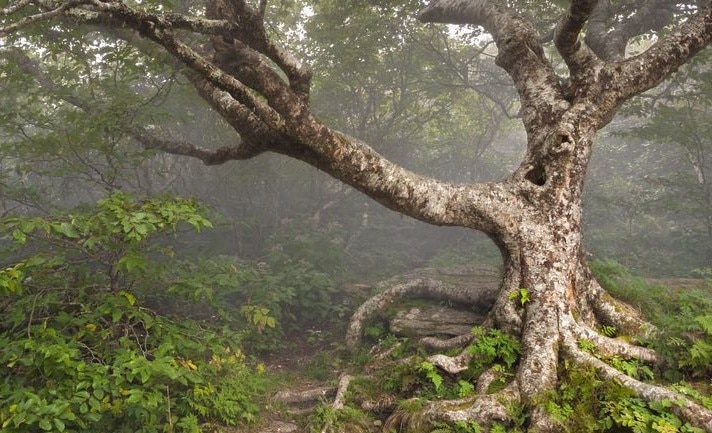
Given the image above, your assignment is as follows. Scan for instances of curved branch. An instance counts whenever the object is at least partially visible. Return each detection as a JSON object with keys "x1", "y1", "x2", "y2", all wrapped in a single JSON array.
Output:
[
  {"x1": 205, "y1": 0, "x2": 312, "y2": 100},
  {"x1": 132, "y1": 132, "x2": 263, "y2": 165},
  {"x1": 0, "y1": 0, "x2": 89, "y2": 35},
  {"x1": 417, "y1": 0, "x2": 568, "y2": 136},
  {"x1": 1, "y1": 0, "x2": 32, "y2": 16},
  {"x1": 80, "y1": 3, "x2": 288, "y2": 135},
  {"x1": 86, "y1": 0, "x2": 312, "y2": 99},
  {"x1": 554, "y1": 0, "x2": 603, "y2": 77},
  {"x1": 612, "y1": 4, "x2": 712, "y2": 103},
  {"x1": 585, "y1": 0, "x2": 680, "y2": 61}
]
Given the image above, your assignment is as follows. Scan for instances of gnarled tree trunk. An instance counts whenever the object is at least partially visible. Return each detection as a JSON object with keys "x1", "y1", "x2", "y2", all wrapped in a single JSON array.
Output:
[{"x1": 3, "y1": 0, "x2": 712, "y2": 430}]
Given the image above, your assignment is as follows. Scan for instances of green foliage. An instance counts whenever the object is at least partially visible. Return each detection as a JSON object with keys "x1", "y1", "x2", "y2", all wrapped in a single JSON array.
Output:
[
  {"x1": 430, "y1": 420, "x2": 482, "y2": 433},
  {"x1": 308, "y1": 404, "x2": 372, "y2": 433},
  {"x1": 1, "y1": 192, "x2": 211, "y2": 288},
  {"x1": 364, "y1": 322, "x2": 388, "y2": 340},
  {"x1": 0, "y1": 194, "x2": 267, "y2": 433},
  {"x1": 0, "y1": 283, "x2": 267, "y2": 433},
  {"x1": 600, "y1": 396, "x2": 704, "y2": 433},
  {"x1": 609, "y1": 357, "x2": 655, "y2": 382},
  {"x1": 161, "y1": 252, "x2": 340, "y2": 351},
  {"x1": 455, "y1": 380, "x2": 476, "y2": 399},
  {"x1": 382, "y1": 359, "x2": 428, "y2": 395},
  {"x1": 591, "y1": 260, "x2": 712, "y2": 379},
  {"x1": 418, "y1": 361, "x2": 444, "y2": 392},
  {"x1": 543, "y1": 365, "x2": 605, "y2": 432},
  {"x1": 683, "y1": 315, "x2": 712, "y2": 372},
  {"x1": 600, "y1": 325, "x2": 618, "y2": 338},
  {"x1": 0, "y1": 262, "x2": 25, "y2": 295},
  {"x1": 578, "y1": 338, "x2": 597, "y2": 353},
  {"x1": 671, "y1": 383, "x2": 712, "y2": 410},
  {"x1": 542, "y1": 363, "x2": 705, "y2": 433},
  {"x1": 468, "y1": 327, "x2": 521, "y2": 372},
  {"x1": 308, "y1": 405, "x2": 339, "y2": 432},
  {"x1": 508, "y1": 288, "x2": 530, "y2": 306}
]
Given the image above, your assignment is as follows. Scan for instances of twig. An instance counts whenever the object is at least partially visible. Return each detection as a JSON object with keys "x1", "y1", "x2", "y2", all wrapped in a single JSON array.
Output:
[
  {"x1": 0, "y1": 0, "x2": 87, "y2": 35},
  {"x1": 27, "y1": 290, "x2": 44, "y2": 338},
  {"x1": 166, "y1": 385, "x2": 173, "y2": 433}
]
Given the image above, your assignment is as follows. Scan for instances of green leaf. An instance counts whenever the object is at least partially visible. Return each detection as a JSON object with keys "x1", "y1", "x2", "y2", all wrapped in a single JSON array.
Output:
[
  {"x1": 53, "y1": 418, "x2": 66, "y2": 432},
  {"x1": 39, "y1": 419, "x2": 52, "y2": 431},
  {"x1": 53, "y1": 222, "x2": 80, "y2": 238},
  {"x1": 93, "y1": 388, "x2": 105, "y2": 400},
  {"x1": 112, "y1": 309, "x2": 123, "y2": 323},
  {"x1": 118, "y1": 290, "x2": 136, "y2": 306},
  {"x1": 11, "y1": 228, "x2": 27, "y2": 244},
  {"x1": 117, "y1": 252, "x2": 148, "y2": 273}
]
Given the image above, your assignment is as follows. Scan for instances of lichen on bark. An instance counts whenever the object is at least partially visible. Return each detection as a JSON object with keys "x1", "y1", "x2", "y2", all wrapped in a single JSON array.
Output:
[{"x1": 2, "y1": 0, "x2": 712, "y2": 430}]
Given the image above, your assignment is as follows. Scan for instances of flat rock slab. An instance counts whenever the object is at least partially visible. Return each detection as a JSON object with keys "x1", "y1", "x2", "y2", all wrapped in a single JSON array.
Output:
[{"x1": 390, "y1": 305, "x2": 485, "y2": 338}]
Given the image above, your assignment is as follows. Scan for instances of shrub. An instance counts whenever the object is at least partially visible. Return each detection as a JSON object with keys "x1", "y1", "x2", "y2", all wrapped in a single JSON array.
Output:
[{"x1": 0, "y1": 193, "x2": 267, "y2": 433}]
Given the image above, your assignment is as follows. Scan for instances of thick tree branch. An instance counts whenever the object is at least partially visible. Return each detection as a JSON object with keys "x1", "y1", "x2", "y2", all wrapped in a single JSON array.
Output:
[
  {"x1": 586, "y1": 0, "x2": 680, "y2": 61},
  {"x1": 554, "y1": 0, "x2": 603, "y2": 77},
  {"x1": 0, "y1": 0, "x2": 32, "y2": 16},
  {"x1": 613, "y1": 4, "x2": 712, "y2": 104},
  {"x1": 418, "y1": 0, "x2": 568, "y2": 142},
  {"x1": 205, "y1": 0, "x2": 311, "y2": 100}
]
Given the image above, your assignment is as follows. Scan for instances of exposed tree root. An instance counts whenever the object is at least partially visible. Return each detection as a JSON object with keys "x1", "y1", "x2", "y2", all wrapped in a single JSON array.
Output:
[
  {"x1": 423, "y1": 382, "x2": 519, "y2": 427},
  {"x1": 492, "y1": 249, "x2": 524, "y2": 334},
  {"x1": 427, "y1": 350, "x2": 473, "y2": 375},
  {"x1": 570, "y1": 321, "x2": 658, "y2": 364},
  {"x1": 331, "y1": 375, "x2": 353, "y2": 411},
  {"x1": 420, "y1": 333, "x2": 474, "y2": 351},
  {"x1": 273, "y1": 386, "x2": 336, "y2": 405},
  {"x1": 476, "y1": 366, "x2": 506, "y2": 394},
  {"x1": 346, "y1": 267, "x2": 499, "y2": 351},
  {"x1": 576, "y1": 258, "x2": 657, "y2": 338},
  {"x1": 564, "y1": 338, "x2": 712, "y2": 432},
  {"x1": 319, "y1": 375, "x2": 354, "y2": 433},
  {"x1": 340, "y1": 264, "x2": 710, "y2": 433}
]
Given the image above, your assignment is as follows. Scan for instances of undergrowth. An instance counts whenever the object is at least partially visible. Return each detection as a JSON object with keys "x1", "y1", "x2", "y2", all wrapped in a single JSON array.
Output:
[{"x1": 0, "y1": 193, "x2": 341, "y2": 433}]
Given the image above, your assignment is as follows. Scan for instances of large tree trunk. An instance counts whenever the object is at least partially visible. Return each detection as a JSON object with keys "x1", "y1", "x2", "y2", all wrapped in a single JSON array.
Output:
[
  {"x1": 346, "y1": 120, "x2": 712, "y2": 431},
  {"x1": 5, "y1": 0, "x2": 712, "y2": 431}
]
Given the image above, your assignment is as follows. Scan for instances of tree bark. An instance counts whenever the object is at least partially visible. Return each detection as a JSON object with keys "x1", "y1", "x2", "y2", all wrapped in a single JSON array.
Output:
[{"x1": 3, "y1": 0, "x2": 712, "y2": 431}]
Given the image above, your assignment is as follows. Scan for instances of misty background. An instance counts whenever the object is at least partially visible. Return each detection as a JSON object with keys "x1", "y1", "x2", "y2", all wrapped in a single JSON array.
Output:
[{"x1": 1, "y1": 1, "x2": 710, "y2": 281}]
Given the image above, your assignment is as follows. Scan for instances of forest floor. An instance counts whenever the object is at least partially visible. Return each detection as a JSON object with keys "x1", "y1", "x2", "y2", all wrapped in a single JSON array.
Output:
[
  {"x1": 232, "y1": 270, "x2": 710, "y2": 433},
  {"x1": 247, "y1": 329, "x2": 349, "y2": 433}
]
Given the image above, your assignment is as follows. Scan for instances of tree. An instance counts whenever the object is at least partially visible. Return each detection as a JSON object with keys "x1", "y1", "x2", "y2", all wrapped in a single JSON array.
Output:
[
  {"x1": 2, "y1": 0, "x2": 712, "y2": 431},
  {"x1": 626, "y1": 48, "x2": 712, "y2": 270}
]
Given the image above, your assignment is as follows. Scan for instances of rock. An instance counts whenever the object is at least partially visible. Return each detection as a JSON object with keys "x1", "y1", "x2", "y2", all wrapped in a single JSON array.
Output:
[{"x1": 390, "y1": 306, "x2": 485, "y2": 338}]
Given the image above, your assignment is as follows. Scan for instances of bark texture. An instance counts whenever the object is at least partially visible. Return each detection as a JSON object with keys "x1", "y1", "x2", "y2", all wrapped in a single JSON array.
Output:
[{"x1": 3, "y1": 0, "x2": 712, "y2": 430}]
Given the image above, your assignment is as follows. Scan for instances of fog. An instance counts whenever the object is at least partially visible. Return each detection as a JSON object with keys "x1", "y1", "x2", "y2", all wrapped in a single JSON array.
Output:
[{"x1": 2, "y1": 2, "x2": 712, "y2": 432}]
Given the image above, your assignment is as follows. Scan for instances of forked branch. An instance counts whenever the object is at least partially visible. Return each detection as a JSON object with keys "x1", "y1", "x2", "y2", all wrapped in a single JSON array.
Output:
[
  {"x1": 132, "y1": 132, "x2": 264, "y2": 165},
  {"x1": 613, "y1": 4, "x2": 712, "y2": 104},
  {"x1": 418, "y1": 0, "x2": 567, "y2": 139},
  {"x1": 554, "y1": 0, "x2": 602, "y2": 77}
]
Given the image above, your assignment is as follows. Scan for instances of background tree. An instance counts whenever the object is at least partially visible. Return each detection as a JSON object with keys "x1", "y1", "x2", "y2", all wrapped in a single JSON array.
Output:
[{"x1": 2, "y1": 0, "x2": 712, "y2": 431}]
